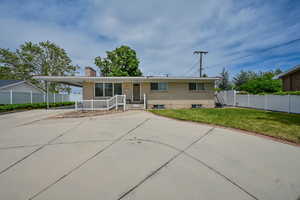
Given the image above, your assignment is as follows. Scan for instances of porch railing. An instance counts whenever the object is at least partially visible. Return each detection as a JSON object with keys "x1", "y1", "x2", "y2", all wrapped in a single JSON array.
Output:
[{"x1": 75, "y1": 95, "x2": 126, "y2": 111}]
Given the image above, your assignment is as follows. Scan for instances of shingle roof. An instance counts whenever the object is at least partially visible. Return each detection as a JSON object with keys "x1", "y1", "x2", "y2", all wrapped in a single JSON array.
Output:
[
  {"x1": 0, "y1": 80, "x2": 24, "y2": 88},
  {"x1": 274, "y1": 64, "x2": 300, "y2": 79}
]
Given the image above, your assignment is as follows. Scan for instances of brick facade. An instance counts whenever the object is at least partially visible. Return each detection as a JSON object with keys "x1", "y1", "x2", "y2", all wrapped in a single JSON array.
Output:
[{"x1": 82, "y1": 81, "x2": 216, "y2": 108}]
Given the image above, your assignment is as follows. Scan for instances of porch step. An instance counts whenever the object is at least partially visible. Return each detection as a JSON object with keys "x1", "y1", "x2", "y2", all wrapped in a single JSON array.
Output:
[{"x1": 127, "y1": 104, "x2": 144, "y2": 110}]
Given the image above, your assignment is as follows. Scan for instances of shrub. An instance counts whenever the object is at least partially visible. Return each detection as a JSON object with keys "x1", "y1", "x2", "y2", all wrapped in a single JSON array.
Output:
[
  {"x1": 272, "y1": 91, "x2": 300, "y2": 95},
  {"x1": 0, "y1": 102, "x2": 75, "y2": 112}
]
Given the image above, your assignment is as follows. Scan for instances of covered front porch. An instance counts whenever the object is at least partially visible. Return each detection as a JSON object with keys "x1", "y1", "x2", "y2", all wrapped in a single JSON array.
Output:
[{"x1": 82, "y1": 81, "x2": 147, "y2": 107}]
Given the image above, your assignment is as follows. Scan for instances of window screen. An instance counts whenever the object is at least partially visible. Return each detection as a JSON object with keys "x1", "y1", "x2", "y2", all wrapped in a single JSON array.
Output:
[
  {"x1": 151, "y1": 83, "x2": 168, "y2": 91},
  {"x1": 114, "y1": 83, "x2": 122, "y2": 95},
  {"x1": 105, "y1": 83, "x2": 113, "y2": 96},
  {"x1": 95, "y1": 83, "x2": 104, "y2": 97},
  {"x1": 189, "y1": 83, "x2": 205, "y2": 91}
]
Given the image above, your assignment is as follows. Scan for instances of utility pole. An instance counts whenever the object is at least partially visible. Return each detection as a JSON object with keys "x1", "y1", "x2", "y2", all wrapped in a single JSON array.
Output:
[{"x1": 193, "y1": 51, "x2": 208, "y2": 77}]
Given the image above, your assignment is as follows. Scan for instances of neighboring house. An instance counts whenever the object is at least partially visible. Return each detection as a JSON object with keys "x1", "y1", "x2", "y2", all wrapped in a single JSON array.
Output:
[
  {"x1": 0, "y1": 80, "x2": 43, "y2": 93},
  {"x1": 275, "y1": 65, "x2": 300, "y2": 91},
  {"x1": 34, "y1": 67, "x2": 219, "y2": 109}
]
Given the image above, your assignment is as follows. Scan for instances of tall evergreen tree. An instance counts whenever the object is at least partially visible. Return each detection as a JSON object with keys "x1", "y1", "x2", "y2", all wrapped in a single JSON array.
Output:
[{"x1": 218, "y1": 67, "x2": 232, "y2": 90}]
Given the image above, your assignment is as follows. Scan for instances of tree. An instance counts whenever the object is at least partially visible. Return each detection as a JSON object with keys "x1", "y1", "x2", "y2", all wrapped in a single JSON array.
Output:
[
  {"x1": 233, "y1": 70, "x2": 258, "y2": 90},
  {"x1": 0, "y1": 41, "x2": 78, "y2": 93},
  {"x1": 239, "y1": 71, "x2": 282, "y2": 94},
  {"x1": 95, "y1": 45, "x2": 142, "y2": 76},
  {"x1": 218, "y1": 67, "x2": 232, "y2": 90}
]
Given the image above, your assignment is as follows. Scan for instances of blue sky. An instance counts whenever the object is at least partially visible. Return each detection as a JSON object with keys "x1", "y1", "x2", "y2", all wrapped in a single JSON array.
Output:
[{"x1": 1, "y1": 0, "x2": 300, "y2": 78}]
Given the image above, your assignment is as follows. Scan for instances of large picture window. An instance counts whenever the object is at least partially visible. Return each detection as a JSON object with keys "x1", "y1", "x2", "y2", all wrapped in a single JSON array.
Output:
[
  {"x1": 105, "y1": 83, "x2": 113, "y2": 96},
  {"x1": 150, "y1": 82, "x2": 168, "y2": 91},
  {"x1": 189, "y1": 83, "x2": 205, "y2": 91},
  {"x1": 95, "y1": 83, "x2": 122, "y2": 97},
  {"x1": 95, "y1": 83, "x2": 104, "y2": 96},
  {"x1": 114, "y1": 83, "x2": 122, "y2": 95}
]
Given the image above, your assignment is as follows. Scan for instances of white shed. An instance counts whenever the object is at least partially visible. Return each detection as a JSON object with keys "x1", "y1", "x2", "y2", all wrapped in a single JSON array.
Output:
[{"x1": 0, "y1": 80, "x2": 43, "y2": 93}]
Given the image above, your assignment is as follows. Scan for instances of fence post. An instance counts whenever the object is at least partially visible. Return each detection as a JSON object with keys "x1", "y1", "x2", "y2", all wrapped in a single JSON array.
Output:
[
  {"x1": 264, "y1": 95, "x2": 268, "y2": 110},
  {"x1": 233, "y1": 90, "x2": 236, "y2": 107},
  {"x1": 30, "y1": 91, "x2": 33, "y2": 104},
  {"x1": 247, "y1": 94, "x2": 250, "y2": 107},
  {"x1": 288, "y1": 95, "x2": 291, "y2": 113},
  {"x1": 46, "y1": 81, "x2": 49, "y2": 109},
  {"x1": 224, "y1": 91, "x2": 227, "y2": 105},
  {"x1": 75, "y1": 101, "x2": 77, "y2": 111},
  {"x1": 54, "y1": 93, "x2": 56, "y2": 103},
  {"x1": 115, "y1": 96, "x2": 118, "y2": 111},
  {"x1": 43, "y1": 93, "x2": 46, "y2": 103},
  {"x1": 106, "y1": 99, "x2": 109, "y2": 110},
  {"x1": 10, "y1": 90, "x2": 13, "y2": 104},
  {"x1": 123, "y1": 95, "x2": 126, "y2": 111}
]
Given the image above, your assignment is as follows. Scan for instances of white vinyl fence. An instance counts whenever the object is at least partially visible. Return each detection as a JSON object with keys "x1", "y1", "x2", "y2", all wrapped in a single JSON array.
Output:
[
  {"x1": 217, "y1": 90, "x2": 300, "y2": 114},
  {"x1": 0, "y1": 90, "x2": 70, "y2": 105}
]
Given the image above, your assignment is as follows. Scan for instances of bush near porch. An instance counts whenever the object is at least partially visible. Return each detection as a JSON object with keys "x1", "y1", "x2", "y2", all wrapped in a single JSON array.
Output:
[{"x1": 150, "y1": 108, "x2": 300, "y2": 144}]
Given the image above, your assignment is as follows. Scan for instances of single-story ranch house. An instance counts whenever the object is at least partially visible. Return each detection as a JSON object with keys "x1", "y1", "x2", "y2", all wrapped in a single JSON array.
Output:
[{"x1": 35, "y1": 67, "x2": 219, "y2": 109}]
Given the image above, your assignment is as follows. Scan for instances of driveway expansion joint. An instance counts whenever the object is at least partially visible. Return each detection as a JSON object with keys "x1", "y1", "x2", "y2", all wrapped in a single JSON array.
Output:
[
  {"x1": 118, "y1": 127, "x2": 215, "y2": 200},
  {"x1": 28, "y1": 118, "x2": 150, "y2": 200},
  {"x1": 0, "y1": 118, "x2": 87, "y2": 176},
  {"x1": 120, "y1": 128, "x2": 259, "y2": 200}
]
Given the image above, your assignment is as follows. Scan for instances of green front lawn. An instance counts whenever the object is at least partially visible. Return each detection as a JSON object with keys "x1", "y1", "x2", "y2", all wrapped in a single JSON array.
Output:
[{"x1": 150, "y1": 108, "x2": 300, "y2": 144}]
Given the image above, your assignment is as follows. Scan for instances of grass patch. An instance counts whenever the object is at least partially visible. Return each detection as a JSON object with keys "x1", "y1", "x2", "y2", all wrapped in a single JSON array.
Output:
[
  {"x1": 0, "y1": 102, "x2": 74, "y2": 112},
  {"x1": 150, "y1": 108, "x2": 300, "y2": 144}
]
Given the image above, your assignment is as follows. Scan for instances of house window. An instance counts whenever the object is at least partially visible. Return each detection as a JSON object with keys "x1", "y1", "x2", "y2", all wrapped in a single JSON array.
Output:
[
  {"x1": 151, "y1": 82, "x2": 168, "y2": 91},
  {"x1": 189, "y1": 83, "x2": 205, "y2": 91},
  {"x1": 95, "y1": 83, "x2": 104, "y2": 97},
  {"x1": 153, "y1": 104, "x2": 165, "y2": 109},
  {"x1": 95, "y1": 83, "x2": 122, "y2": 97},
  {"x1": 105, "y1": 83, "x2": 113, "y2": 96},
  {"x1": 191, "y1": 104, "x2": 202, "y2": 108},
  {"x1": 114, "y1": 83, "x2": 122, "y2": 95}
]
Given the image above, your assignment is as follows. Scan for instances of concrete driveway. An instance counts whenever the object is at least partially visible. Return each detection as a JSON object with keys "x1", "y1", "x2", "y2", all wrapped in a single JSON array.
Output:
[{"x1": 0, "y1": 110, "x2": 299, "y2": 200}]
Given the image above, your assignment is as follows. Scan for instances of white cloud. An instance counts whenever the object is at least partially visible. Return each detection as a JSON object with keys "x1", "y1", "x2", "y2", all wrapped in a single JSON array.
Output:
[{"x1": 0, "y1": 0, "x2": 300, "y2": 78}]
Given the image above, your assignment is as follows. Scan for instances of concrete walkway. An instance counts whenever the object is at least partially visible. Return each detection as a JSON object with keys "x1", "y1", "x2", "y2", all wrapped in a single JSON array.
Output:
[{"x1": 0, "y1": 110, "x2": 299, "y2": 200}]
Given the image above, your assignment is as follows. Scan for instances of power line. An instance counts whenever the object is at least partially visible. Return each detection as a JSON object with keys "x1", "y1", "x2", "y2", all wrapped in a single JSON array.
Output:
[
  {"x1": 187, "y1": 37, "x2": 300, "y2": 72},
  {"x1": 208, "y1": 37, "x2": 300, "y2": 70},
  {"x1": 182, "y1": 57, "x2": 199, "y2": 76}
]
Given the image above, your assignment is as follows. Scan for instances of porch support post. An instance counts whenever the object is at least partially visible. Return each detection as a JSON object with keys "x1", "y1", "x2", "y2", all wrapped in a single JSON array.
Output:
[
  {"x1": 144, "y1": 93, "x2": 146, "y2": 110},
  {"x1": 92, "y1": 99, "x2": 94, "y2": 111},
  {"x1": 46, "y1": 81, "x2": 49, "y2": 109},
  {"x1": 123, "y1": 95, "x2": 126, "y2": 111},
  {"x1": 115, "y1": 96, "x2": 118, "y2": 111}
]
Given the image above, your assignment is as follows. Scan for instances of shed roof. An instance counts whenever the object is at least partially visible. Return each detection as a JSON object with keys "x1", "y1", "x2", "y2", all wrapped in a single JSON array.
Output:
[
  {"x1": 0, "y1": 80, "x2": 24, "y2": 88},
  {"x1": 274, "y1": 64, "x2": 300, "y2": 79}
]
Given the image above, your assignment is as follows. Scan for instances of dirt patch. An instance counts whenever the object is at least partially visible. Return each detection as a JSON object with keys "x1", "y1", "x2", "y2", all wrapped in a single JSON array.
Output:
[{"x1": 50, "y1": 110, "x2": 124, "y2": 118}]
